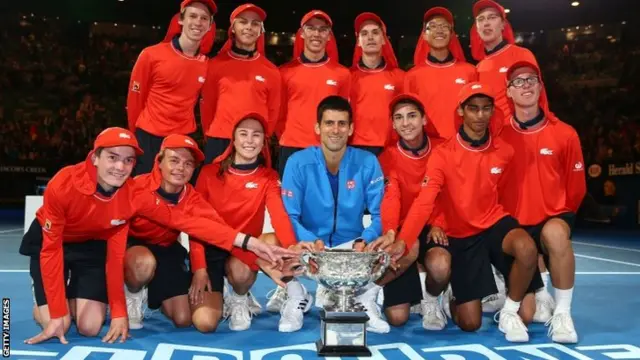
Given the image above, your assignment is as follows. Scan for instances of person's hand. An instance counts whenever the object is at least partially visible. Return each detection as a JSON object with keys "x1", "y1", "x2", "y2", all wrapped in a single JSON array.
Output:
[
  {"x1": 288, "y1": 241, "x2": 316, "y2": 252},
  {"x1": 247, "y1": 237, "x2": 299, "y2": 267},
  {"x1": 189, "y1": 268, "x2": 212, "y2": 305},
  {"x1": 25, "y1": 317, "x2": 68, "y2": 345},
  {"x1": 313, "y1": 239, "x2": 325, "y2": 252},
  {"x1": 102, "y1": 317, "x2": 129, "y2": 344},
  {"x1": 387, "y1": 240, "x2": 406, "y2": 264},
  {"x1": 365, "y1": 230, "x2": 395, "y2": 253},
  {"x1": 261, "y1": 257, "x2": 305, "y2": 287},
  {"x1": 428, "y1": 226, "x2": 448, "y2": 246},
  {"x1": 352, "y1": 239, "x2": 365, "y2": 252}
]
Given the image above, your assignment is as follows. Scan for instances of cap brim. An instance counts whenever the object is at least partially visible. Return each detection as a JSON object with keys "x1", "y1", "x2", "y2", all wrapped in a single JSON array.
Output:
[
  {"x1": 302, "y1": 11, "x2": 333, "y2": 27},
  {"x1": 473, "y1": 0, "x2": 502, "y2": 17},
  {"x1": 507, "y1": 60, "x2": 540, "y2": 80},
  {"x1": 181, "y1": 0, "x2": 217, "y2": 15},
  {"x1": 424, "y1": 7, "x2": 454, "y2": 24},
  {"x1": 389, "y1": 94, "x2": 425, "y2": 116},
  {"x1": 355, "y1": 13, "x2": 383, "y2": 32},
  {"x1": 234, "y1": 4, "x2": 266, "y2": 21}
]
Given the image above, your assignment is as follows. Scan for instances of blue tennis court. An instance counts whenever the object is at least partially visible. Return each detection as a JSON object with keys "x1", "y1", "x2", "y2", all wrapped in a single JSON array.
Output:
[{"x1": 1, "y1": 223, "x2": 639, "y2": 360}]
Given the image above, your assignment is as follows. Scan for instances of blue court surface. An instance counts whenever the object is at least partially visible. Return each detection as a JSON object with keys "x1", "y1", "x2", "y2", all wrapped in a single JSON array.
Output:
[{"x1": 1, "y1": 223, "x2": 639, "y2": 360}]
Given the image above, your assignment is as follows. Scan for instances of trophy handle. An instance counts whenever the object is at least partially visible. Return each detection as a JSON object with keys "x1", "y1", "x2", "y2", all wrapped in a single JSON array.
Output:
[
  {"x1": 300, "y1": 251, "x2": 320, "y2": 281},
  {"x1": 369, "y1": 252, "x2": 390, "y2": 282}
]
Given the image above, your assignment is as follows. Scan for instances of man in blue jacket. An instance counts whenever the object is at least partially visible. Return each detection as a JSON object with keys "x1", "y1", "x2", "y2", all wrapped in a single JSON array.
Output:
[{"x1": 268, "y1": 95, "x2": 390, "y2": 334}]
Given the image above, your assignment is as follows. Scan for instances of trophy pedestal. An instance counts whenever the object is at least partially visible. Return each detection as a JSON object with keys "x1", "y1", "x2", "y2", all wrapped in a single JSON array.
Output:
[{"x1": 316, "y1": 310, "x2": 371, "y2": 357}]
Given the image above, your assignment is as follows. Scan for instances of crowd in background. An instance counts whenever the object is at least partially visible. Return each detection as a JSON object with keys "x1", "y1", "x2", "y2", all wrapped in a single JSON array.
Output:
[{"x1": 1, "y1": 15, "x2": 639, "y2": 168}]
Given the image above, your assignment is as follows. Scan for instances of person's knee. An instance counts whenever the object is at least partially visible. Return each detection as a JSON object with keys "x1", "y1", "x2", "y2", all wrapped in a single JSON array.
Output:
[
  {"x1": 385, "y1": 307, "x2": 410, "y2": 327},
  {"x1": 172, "y1": 310, "x2": 193, "y2": 328},
  {"x1": 125, "y1": 247, "x2": 156, "y2": 287},
  {"x1": 541, "y1": 219, "x2": 572, "y2": 256},
  {"x1": 192, "y1": 312, "x2": 221, "y2": 333},
  {"x1": 76, "y1": 315, "x2": 104, "y2": 337},
  {"x1": 226, "y1": 257, "x2": 255, "y2": 285},
  {"x1": 425, "y1": 248, "x2": 451, "y2": 282},
  {"x1": 457, "y1": 314, "x2": 482, "y2": 332},
  {"x1": 511, "y1": 231, "x2": 538, "y2": 269}
]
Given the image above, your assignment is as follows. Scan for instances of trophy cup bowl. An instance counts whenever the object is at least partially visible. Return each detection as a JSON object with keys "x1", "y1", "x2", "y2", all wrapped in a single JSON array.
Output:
[{"x1": 300, "y1": 249, "x2": 391, "y2": 357}]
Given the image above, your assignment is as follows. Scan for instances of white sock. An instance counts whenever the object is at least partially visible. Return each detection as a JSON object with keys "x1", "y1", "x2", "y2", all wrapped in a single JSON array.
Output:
[
  {"x1": 502, "y1": 297, "x2": 521, "y2": 314},
  {"x1": 541, "y1": 271, "x2": 550, "y2": 289},
  {"x1": 419, "y1": 271, "x2": 427, "y2": 297},
  {"x1": 423, "y1": 291, "x2": 438, "y2": 304},
  {"x1": 286, "y1": 279, "x2": 305, "y2": 298},
  {"x1": 554, "y1": 287, "x2": 573, "y2": 314}
]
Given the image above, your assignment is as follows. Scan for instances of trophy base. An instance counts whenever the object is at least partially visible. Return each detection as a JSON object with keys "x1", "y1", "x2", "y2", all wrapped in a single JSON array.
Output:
[{"x1": 316, "y1": 339, "x2": 372, "y2": 357}]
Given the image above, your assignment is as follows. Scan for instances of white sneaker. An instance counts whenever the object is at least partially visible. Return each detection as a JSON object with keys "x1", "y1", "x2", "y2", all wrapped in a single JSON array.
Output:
[
  {"x1": 278, "y1": 292, "x2": 312, "y2": 332},
  {"x1": 496, "y1": 310, "x2": 529, "y2": 342},
  {"x1": 246, "y1": 291, "x2": 262, "y2": 315},
  {"x1": 546, "y1": 312, "x2": 578, "y2": 344},
  {"x1": 410, "y1": 303, "x2": 422, "y2": 314},
  {"x1": 533, "y1": 290, "x2": 555, "y2": 323},
  {"x1": 227, "y1": 293, "x2": 254, "y2": 331},
  {"x1": 356, "y1": 286, "x2": 390, "y2": 334},
  {"x1": 442, "y1": 285, "x2": 453, "y2": 319},
  {"x1": 125, "y1": 286, "x2": 147, "y2": 330},
  {"x1": 421, "y1": 299, "x2": 447, "y2": 331},
  {"x1": 482, "y1": 293, "x2": 506, "y2": 313},
  {"x1": 266, "y1": 286, "x2": 287, "y2": 313}
]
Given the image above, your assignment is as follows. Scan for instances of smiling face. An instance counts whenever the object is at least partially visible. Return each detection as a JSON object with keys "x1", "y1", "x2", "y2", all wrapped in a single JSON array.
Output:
[
  {"x1": 158, "y1": 148, "x2": 196, "y2": 188},
  {"x1": 475, "y1": 7, "x2": 504, "y2": 44},
  {"x1": 424, "y1": 15, "x2": 452, "y2": 51},
  {"x1": 392, "y1": 102, "x2": 426, "y2": 143},
  {"x1": 315, "y1": 109, "x2": 353, "y2": 153},
  {"x1": 179, "y1": 2, "x2": 213, "y2": 42},
  {"x1": 358, "y1": 20, "x2": 385, "y2": 55},
  {"x1": 302, "y1": 17, "x2": 331, "y2": 55},
  {"x1": 232, "y1": 10, "x2": 262, "y2": 49},
  {"x1": 233, "y1": 118, "x2": 265, "y2": 164},
  {"x1": 506, "y1": 66, "x2": 542, "y2": 108},
  {"x1": 92, "y1": 146, "x2": 136, "y2": 191}
]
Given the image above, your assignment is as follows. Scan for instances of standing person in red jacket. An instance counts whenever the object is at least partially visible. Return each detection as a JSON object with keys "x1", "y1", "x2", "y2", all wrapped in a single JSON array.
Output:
[
  {"x1": 200, "y1": 3, "x2": 282, "y2": 163},
  {"x1": 500, "y1": 61, "x2": 584, "y2": 343},
  {"x1": 377, "y1": 94, "x2": 450, "y2": 330},
  {"x1": 19, "y1": 128, "x2": 295, "y2": 345},
  {"x1": 127, "y1": 0, "x2": 217, "y2": 175},
  {"x1": 189, "y1": 113, "x2": 310, "y2": 332},
  {"x1": 405, "y1": 7, "x2": 477, "y2": 140},
  {"x1": 277, "y1": 10, "x2": 350, "y2": 176},
  {"x1": 397, "y1": 83, "x2": 542, "y2": 343},
  {"x1": 349, "y1": 12, "x2": 404, "y2": 156},
  {"x1": 470, "y1": 0, "x2": 539, "y2": 118}
]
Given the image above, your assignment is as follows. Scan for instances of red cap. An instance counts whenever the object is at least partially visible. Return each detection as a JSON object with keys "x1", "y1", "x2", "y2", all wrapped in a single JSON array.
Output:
[
  {"x1": 93, "y1": 127, "x2": 143, "y2": 155},
  {"x1": 472, "y1": 0, "x2": 503, "y2": 17},
  {"x1": 389, "y1": 93, "x2": 425, "y2": 117},
  {"x1": 414, "y1": 7, "x2": 466, "y2": 65},
  {"x1": 180, "y1": 0, "x2": 217, "y2": 14},
  {"x1": 506, "y1": 60, "x2": 540, "y2": 80},
  {"x1": 424, "y1": 6, "x2": 454, "y2": 24},
  {"x1": 458, "y1": 82, "x2": 496, "y2": 105},
  {"x1": 301, "y1": 10, "x2": 333, "y2": 27},
  {"x1": 220, "y1": 3, "x2": 267, "y2": 56},
  {"x1": 160, "y1": 134, "x2": 205, "y2": 163},
  {"x1": 293, "y1": 10, "x2": 339, "y2": 62},
  {"x1": 352, "y1": 12, "x2": 398, "y2": 70}
]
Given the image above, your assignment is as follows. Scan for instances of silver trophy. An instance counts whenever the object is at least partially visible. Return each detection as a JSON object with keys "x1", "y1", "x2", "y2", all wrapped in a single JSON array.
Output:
[{"x1": 300, "y1": 249, "x2": 391, "y2": 357}]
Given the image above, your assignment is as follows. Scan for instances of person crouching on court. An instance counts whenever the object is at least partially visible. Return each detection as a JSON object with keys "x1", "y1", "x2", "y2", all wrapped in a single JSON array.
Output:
[
  {"x1": 271, "y1": 95, "x2": 391, "y2": 334},
  {"x1": 123, "y1": 133, "x2": 297, "y2": 330},
  {"x1": 499, "y1": 61, "x2": 584, "y2": 343},
  {"x1": 188, "y1": 113, "x2": 312, "y2": 333},
  {"x1": 19, "y1": 128, "x2": 296, "y2": 345},
  {"x1": 396, "y1": 83, "x2": 542, "y2": 342}
]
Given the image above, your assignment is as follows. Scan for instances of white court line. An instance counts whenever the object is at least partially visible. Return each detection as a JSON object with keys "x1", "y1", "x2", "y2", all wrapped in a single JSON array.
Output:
[
  {"x1": 575, "y1": 253, "x2": 640, "y2": 267},
  {"x1": 9, "y1": 350, "x2": 58, "y2": 356},
  {"x1": 573, "y1": 241, "x2": 640, "y2": 253},
  {"x1": 0, "y1": 228, "x2": 22, "y2": 234},
  {"x1": 0, "y1": 270, "x2": 28, "y2": 273}
]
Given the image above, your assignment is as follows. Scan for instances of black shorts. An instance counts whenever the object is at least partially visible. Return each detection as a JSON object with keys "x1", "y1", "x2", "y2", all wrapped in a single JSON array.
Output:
[
  {"x1": 447, "y1": 216, "x2": 542, "y2": 305},
  {"x1": 21, "y1": 219, "x2": 109, "y2": 307},
  {"x1": 523, "y1": 212, "x2": 575, "y2": 267},
  {"x1": 382, "y1": 260, "x2": 423, "y2": 309},
  {"x1": 127, "y1": 238, "x2": 191, "y2": 309},
  {"x1": 352, "y1": 145, "x2": 384, "y2": 157},
  {"x1": 278, "y1": 146, "x2": 304, "y2": 178},
  {"x1": 204, "y1": 136, "x2": 231, "y2": 165}
]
